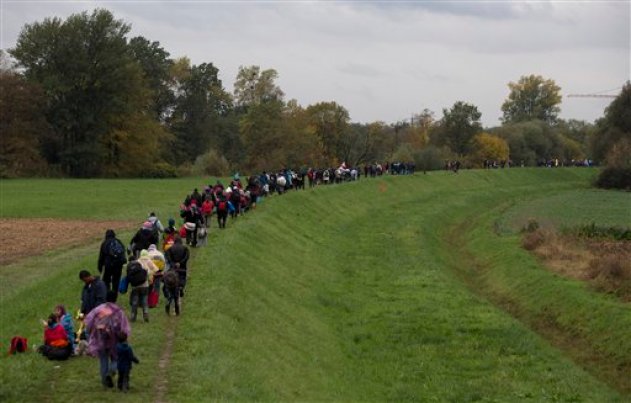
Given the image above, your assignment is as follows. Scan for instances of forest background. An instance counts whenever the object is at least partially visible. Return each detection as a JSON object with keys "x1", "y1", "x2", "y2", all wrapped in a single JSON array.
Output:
[{"x1": 1, "y1": 9, "x2": 629, "y2": 183}]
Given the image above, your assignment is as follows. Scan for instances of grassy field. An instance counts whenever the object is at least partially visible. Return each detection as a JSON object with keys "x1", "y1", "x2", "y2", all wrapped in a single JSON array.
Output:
[{"x1": 1, "y1": 168, "x2": 629, "y2": 402}]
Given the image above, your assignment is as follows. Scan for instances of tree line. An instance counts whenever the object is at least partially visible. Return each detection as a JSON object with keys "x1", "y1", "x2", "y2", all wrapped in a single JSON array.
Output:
[{"x1": 1, "y1": 9, "x2": 629, "y2": 182}]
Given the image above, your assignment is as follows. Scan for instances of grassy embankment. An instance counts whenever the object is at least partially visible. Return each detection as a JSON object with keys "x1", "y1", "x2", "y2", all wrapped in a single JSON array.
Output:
[{"x1": 0, "y1": 169, "x2": 629, "y2": 402}]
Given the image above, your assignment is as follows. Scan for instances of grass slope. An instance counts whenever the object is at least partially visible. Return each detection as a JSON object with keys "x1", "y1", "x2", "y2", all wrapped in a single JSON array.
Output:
[{"x1": 1, "y1": 169, "x2": 629, "y2": 402}]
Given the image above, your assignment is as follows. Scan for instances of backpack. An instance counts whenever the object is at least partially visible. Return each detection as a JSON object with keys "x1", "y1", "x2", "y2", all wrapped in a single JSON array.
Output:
[
  {"x1": 9, "y1": 336, "x2": 28, "y2": 355},
  {"x1": 163, "y1": 270, "x2": 179, "y2": 289},
  {"x1": 126, "y1": 261, "x2": 147, "y2": 287},
  {"x1": 217, "y1": 201, "x2": 227, "y2": 212},
  {"x1": 107, "y1": 239, "x2": 126, "y2": 264},
  {"x1": 118, "y1": 276, "x2": 129, "y2": 294}
]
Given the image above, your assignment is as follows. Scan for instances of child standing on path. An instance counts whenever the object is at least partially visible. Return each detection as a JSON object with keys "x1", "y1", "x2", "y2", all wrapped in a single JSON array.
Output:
[{"x1": 116, "y1": 333, "x2": 139, "y2": 392}]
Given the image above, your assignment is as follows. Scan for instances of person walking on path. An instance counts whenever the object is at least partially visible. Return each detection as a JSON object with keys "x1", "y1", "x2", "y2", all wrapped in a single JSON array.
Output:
[
  {"x1": 130, "y1": 221, "x2": 159, "y2": 258},
  {"x1": 80, "y1": 270, "x2": 107, "y2": 315},
  {"x1": 84, "y1": 291, "x2": 131, "y2": 389},
  {"x1": 165, "y1": 236, "x2": 190, "y2": 297},
  {"x1": 116, "y1": 333, "x2": 139, "y2": 392},
  {"x1": 98, "y1": 229, "x2": 127, "y2": 301},
  {"x1": 129, "y1": 252, "x2": 157, "y2": 322}
]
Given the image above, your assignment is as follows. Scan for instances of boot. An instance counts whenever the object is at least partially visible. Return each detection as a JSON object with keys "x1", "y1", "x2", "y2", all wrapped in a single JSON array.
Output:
[
  {"x1": 165, "y1": 303, "x2": 170, "y2": 315},
  {"x1": 143, "y1": 312, "x2": 149, "y2": 322},
  {"x1": 130, "y1": 310, "x2": 137, "y2": 322},
  {"x1": 175, "y1": 303, "x2": 180, "y2": 316}
]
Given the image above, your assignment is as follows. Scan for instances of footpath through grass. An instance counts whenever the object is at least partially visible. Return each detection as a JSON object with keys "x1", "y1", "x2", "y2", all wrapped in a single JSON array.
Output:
[{"x1": 1, "y1": 169, "x2": 629, "y2": 401}]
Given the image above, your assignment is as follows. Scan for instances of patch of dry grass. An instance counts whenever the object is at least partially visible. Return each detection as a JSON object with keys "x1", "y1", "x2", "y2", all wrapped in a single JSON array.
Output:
[{"x1": 522, "y1": 229, "x2": 631, "y2": 301}]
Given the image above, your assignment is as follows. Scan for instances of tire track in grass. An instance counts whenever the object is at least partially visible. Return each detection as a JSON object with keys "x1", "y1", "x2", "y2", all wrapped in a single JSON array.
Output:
[
  {"x1": 152, "y1": 230, "x2": 211, "y2": 402},
  {"x1": 154, "y1": 318, "x2": 177, "y2": 403}
]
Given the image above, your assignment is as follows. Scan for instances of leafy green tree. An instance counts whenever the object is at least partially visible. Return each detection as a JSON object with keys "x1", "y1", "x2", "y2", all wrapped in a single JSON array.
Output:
[
  {"x1": 339, "y1": 122, "x2": 387, "y2": 166},
  {"x1": 128, "y1": 36, "x2": 175, "y2": 121},
  {"x1": 501, "y1": 75, "x2": 562, "y2": 124},
  {"x1": 491, "y1": 120, "x2": 564, "y2": 165},
  {"x1": 591, "y1": 82, "x2": 631, "y2": 189},
  {"x1": 281, "y1": 99, "x2": 325, "y2": 168},
  {"x1": 591, "y1": 81, "x2": 631, "y2": 163},
  {"x1": 232, "y1": 65, "x2": 294, "y2": 171},
  {"x1": 430, "y1": 101, "x2": 482, "y2": 156},
  {"x1": 234, "y1": 65, "x2": 284, "y2": 109},
  {"x1": 306, "y1": 102, "x2": 350, "y2": 164},
  {"x1": 169, "y1": 62, "x2": 232, "y2": 165},
  {"x1": 239, "y1": 99, "x2": 286, "y2": 171},
  {"x1": 10, "y1": 9, "x2": 159, "y2": 176},
  {"x1": 0, "y1": 61, "x2": 49, "y2": 177}
]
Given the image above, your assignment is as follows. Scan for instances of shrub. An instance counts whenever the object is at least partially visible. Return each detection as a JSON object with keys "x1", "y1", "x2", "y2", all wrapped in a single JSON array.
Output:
[
  {"x1": 522, "y1": 218, "x2": 540, "y2": 233},
  {"x1": 594, "y1": 166, "x2": 631, "y2": 190},
  {"x1": 587, "y1": 255, "x2": 631, "y2": 300},
  {"x1": 521, "y1": 228, "x2": 546, "y2": 251},
  {"x1": 138, "y1": 162, "x2": 177, "y2": 178},
  {"x1": 193, "y1": 149, "x2": 230, "y2": 176},
  {"x1": 413, "y1": 146, "x2": 449, "y2": 172},
  {"x1": 574, "y1": 223, "x2": 631, "y2": 241}
]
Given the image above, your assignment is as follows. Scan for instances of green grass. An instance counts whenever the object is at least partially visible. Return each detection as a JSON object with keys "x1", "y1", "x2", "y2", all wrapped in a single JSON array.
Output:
[
  {"x1": 1, "y1": 168, "x2": 629, "y2": 401},
  {"x1": 498, "y1": 187, "x2": 631, "y2": 233}
]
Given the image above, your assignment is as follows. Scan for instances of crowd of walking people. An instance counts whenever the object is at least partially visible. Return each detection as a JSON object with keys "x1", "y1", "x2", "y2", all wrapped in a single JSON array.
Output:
[{"x1": 33, "y1": 161, "x2": 412, "y2": 391}]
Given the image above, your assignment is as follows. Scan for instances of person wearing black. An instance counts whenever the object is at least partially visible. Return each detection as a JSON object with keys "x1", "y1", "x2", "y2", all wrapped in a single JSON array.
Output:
[
  {"x1": 97, "y1": 229, "x2": 127, "y2": 301},
  {"x1": 129, "y1": 221, "x2": 159, "y2": 257},
  {"x1": 183, "y1": 205, "x2": 202, "y2": 247},
  {"x1": 190, "y1": 188, "x2": 203, "y2": 207},
  {"x1": 165, "y1": 236, "x2": 190, "y2": 297},
  {"x1": 79, "y1": 270, "x2": 107, "y2": 315},
  {"x1": 116, "y1": 333, "x2": 139, "y2": 392}
]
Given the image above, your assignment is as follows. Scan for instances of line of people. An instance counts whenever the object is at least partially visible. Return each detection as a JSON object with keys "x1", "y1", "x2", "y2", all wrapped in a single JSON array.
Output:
[{"x1": 36, "y1": 162, "x2": 395, "y2": 391}]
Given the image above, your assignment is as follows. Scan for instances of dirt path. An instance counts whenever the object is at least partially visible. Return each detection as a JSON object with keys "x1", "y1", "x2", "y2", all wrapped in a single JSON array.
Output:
[{"x1": 154, "y1": 319, "x2": 177, "y2": 403}]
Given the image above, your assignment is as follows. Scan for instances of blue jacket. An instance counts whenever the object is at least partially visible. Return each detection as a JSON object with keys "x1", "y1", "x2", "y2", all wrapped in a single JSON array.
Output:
[
  {"x1": 60, "y1": 313, "x2": 75, "y2": 348},
  {"x1": 116, "y1": 342, "x2": 139, "y2": 372}
]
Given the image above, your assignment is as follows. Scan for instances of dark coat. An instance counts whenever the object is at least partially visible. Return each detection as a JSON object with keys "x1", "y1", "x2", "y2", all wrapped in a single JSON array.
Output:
[
  {"x1": 130, "y1": 228, "x2": 159, "y2": 253},
  {"x1": 165, "y1": 242, "x2": 189, "y2": 270},
  {"x1": 98, "y1": 230, "x2": 126, "y2": 272},
  {"x1": 116, "y1": 342, "x2": 139, "y2": 372},
  {"x1": 81, "y1": 276, "x2": 107, "y2": 314}
]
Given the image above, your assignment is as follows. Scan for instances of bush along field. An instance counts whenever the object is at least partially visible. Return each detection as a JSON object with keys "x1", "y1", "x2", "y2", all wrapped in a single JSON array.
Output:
[{"x1": 1, "y1": 168, "x2": 629, "y2": 402}]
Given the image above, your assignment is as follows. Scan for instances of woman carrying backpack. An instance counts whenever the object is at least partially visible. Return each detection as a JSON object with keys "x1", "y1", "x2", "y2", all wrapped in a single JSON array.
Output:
[{"x1": 127, "y1": 253, "x2": 157, "y2": 322}]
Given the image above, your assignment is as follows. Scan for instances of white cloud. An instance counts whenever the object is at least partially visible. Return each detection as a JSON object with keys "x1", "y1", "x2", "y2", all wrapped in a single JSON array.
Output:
[{"x1": 1, "y1": 0, "x2": 628, "y2": 126}]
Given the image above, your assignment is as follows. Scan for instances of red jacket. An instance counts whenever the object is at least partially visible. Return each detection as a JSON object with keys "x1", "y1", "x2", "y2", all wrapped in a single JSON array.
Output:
[
  {"x1": 201, "y1": 200, "x2": 213, "y2": 215},
  {"x1": 44, "y1": 324, "x2": 68, "y2": 347}
]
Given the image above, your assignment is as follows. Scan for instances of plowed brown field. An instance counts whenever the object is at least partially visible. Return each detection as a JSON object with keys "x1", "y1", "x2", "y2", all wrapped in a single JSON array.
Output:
[{"x1": 0, "y1": 218, "x2": 133, "y2": 265}]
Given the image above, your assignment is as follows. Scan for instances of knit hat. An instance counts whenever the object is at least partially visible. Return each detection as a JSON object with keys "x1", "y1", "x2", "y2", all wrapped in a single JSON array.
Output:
[{"x1": 168, "y1": 218, "x2": 175, "y2": 227}]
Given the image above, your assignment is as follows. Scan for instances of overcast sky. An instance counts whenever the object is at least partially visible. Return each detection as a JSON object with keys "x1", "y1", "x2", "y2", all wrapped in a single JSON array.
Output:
[{"x1": 1, "y1": 0, "x2": 629, "y2": 127}]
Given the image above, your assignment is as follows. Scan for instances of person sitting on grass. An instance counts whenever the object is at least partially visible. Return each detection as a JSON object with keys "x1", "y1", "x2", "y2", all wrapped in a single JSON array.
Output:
[
  {"x1": 54, "y1": 304, "x2": 75, "y2": 353},
  {"x1": 38, "y1": 313, "x2": 72, "y2": 360}
]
